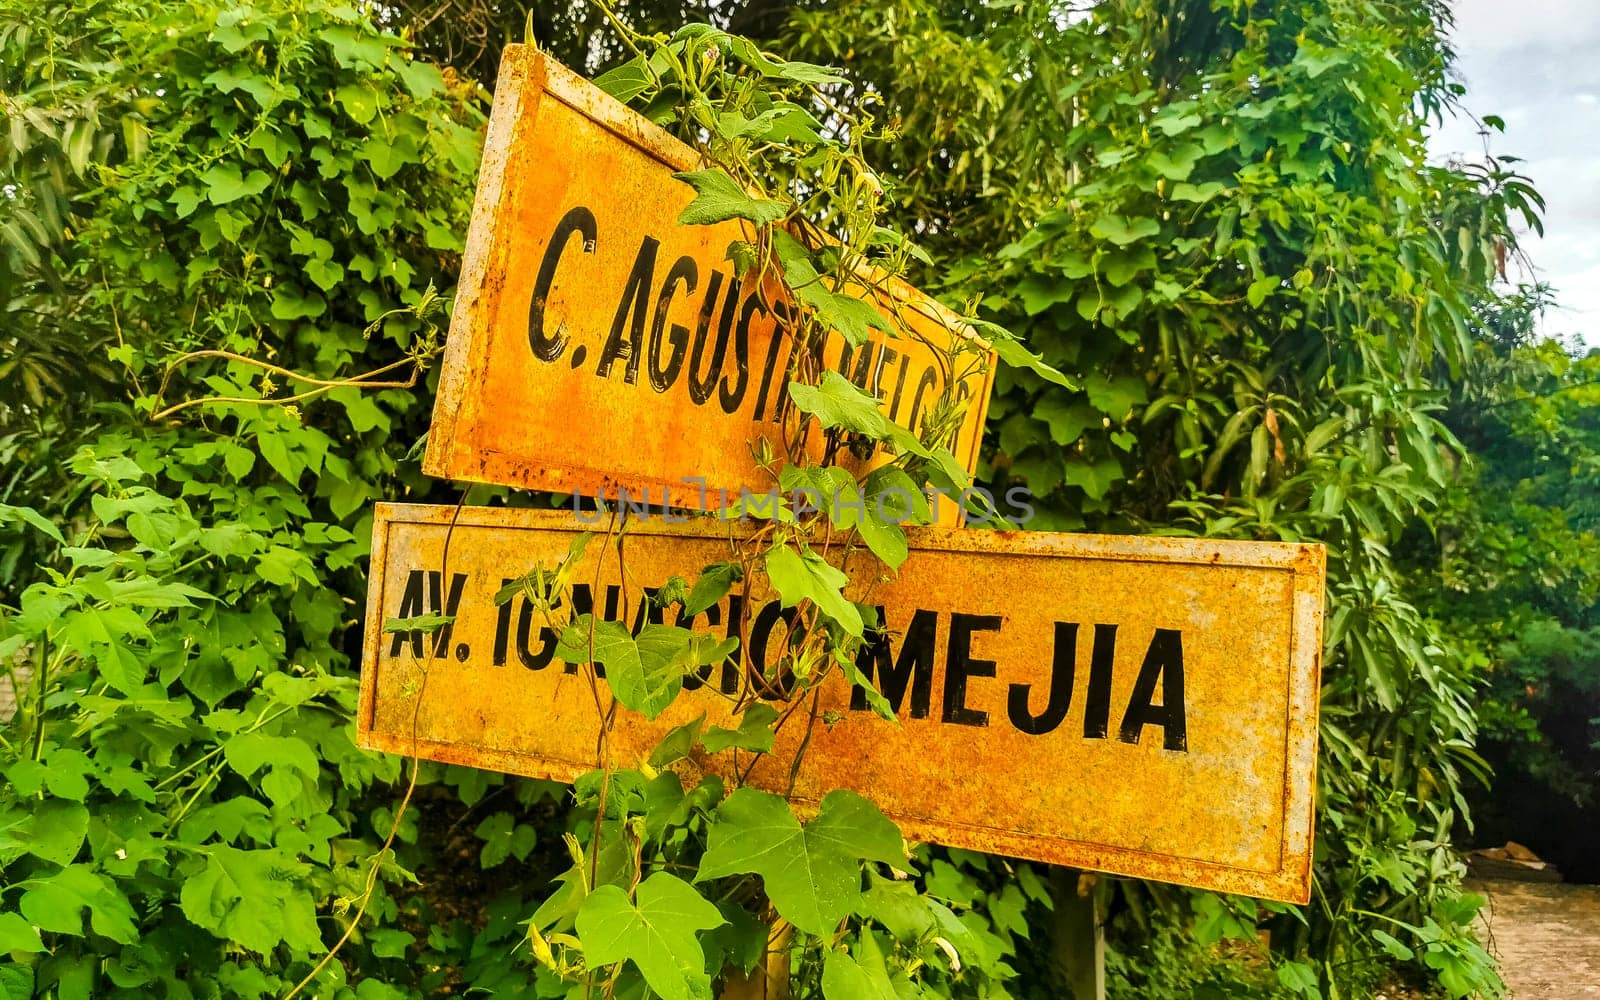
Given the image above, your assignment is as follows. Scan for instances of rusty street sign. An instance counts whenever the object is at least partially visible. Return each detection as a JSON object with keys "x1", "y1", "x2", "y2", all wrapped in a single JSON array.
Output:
[
  {"x1": 423, "y1": 47, "x2": 994, "y2": 519},
  {"x1": 357, "y1": 503, "x2": 1325, "y2": 903}
]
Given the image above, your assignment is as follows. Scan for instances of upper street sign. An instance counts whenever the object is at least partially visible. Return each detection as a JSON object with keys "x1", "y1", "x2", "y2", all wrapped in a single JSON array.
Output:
[
  {"x1": 423, "y1": 47, "x2": 994, "y2": 517},
  {"x1": 358, "y1": 504, "x2": 1326, "y2": 903}
]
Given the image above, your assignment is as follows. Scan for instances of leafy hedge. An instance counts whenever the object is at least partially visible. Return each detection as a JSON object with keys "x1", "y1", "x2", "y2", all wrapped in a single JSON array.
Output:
[{"x1": 2, "y1": 1, "x2": 490, "y2": 994}]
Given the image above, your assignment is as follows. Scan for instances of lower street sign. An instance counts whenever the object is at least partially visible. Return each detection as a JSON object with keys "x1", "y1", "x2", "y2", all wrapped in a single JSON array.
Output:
[{"x1": 357, "y1": 503, "x2": 1325, "y2": 903}]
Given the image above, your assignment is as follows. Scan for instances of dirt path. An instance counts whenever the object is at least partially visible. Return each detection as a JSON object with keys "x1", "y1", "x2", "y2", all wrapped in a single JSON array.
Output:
[{"x1": 1471, "y1": 879, "x2": 1600, "y2": 998}]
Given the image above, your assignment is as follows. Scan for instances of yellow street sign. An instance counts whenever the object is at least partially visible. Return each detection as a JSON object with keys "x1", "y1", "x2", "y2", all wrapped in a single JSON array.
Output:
[
  {"x1": 423, "y1": 48, "x2": 993, "y2": 520},
  {"x1": 357, "y1": 503, "x2": 1325, "y2": 903}
]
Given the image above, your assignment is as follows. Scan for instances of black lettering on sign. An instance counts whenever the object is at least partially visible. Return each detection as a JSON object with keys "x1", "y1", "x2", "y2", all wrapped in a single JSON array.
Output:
[
  {"x1": 1119, "y1": 629, "x2": 1187, "y2": 751},
  {"x1": 517, "y1": 598, "x2": 558, "y2": 670},
  {"x1": 388, "y1": 570, "x2": 466, "y2": 659},
  {"x1": 907, "y1": 366, "x2": 940, "y2": 437},
  {"x1": 720, "y1": 291, "x2": 763, "y2": 414},
  {"x1": 947, "y1": 380, "x2": 970, "y2": 455},
  {"x1": 886, "y1": 351, "x2": 911, "y2": 424},
  {"x1": 943, "y1": 613, "x2": 1000, "y2": 727},
  {"x1": 529, "y1": 206, "x2": 596, "y2": 362},
  {"x1": 688, "y1": 272, "x2": 736, "y2": 406},
  {"x1": 872, "y1": 346, "x2": 898, "y2": 401},
  {"x1": 647, "y1": 256, "x2": 697, "y2": 392},
  {"x1": 428, "y1": 573, "x2": 467, "y2": 658},
  {"x1": 631, "y1": 587, "x2": 666, "y2": 634},
  {"x1": 597, "y1": 236, "x2": 659, "y2": 384},
  {"x1": 493, "y1": 579, "x2": 515, "y2": 666},
  {"x1": 846, "y1": 341, "x2": 878, "y2": 391},
  {"x1": 1083, "y1": 623, "x2": 1117, "y2": 739},
  {"x1": 1008, "y1": 621, "x2": 1078, "y2": 735},
  {"x1": 388, "y1": 570, "x2": 426, "y2": 658},
  {"x1": 851, "y1": 608, "x2": 938, "y2": 719},
  {"x1": 751, "y1": 317, "x2": 789, "y2": 423},
  {"x1": 748, "y1": 599, "x2": 798, "y2": 699}
]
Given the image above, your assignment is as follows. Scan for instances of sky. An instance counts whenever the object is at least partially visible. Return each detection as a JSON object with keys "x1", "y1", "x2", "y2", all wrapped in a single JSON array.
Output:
[{"x1": 1428, "y1": 0, "x2": 1600, "y2": 347}]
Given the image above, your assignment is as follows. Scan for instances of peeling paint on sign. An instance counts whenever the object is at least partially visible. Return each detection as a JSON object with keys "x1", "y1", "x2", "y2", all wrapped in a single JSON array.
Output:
[
  {"x1": 423, "y1": 48, "x2": 994, "y2": 523},
  {"x1": 357, "y1": 504, "x2": 1325, "y2": 903}
]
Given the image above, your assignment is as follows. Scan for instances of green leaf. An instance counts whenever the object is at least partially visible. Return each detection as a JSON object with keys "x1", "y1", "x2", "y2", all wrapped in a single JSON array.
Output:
[
  {"x1": 703, "y1": 903, "x2": 768, "y2": 975},
  {"x1": 1247, "y1": 276, "x2": 1278, "y2": 308},
  {"x1": 1064, "y1": 456, "x2": 1124, "y2": 501},
  {"x1": 845, "y1": 469, "x2": 919, "y2": 570},
  {"x1": 381, "y1": 612, "x2": 454, "y2": 634},
  {"x1": 648, "y1": 714, "x2": 707, "y2": 768},
  {"x1": 811, "y1": 291, "x2": 889, "y2": 347},
  {"x1": 838, "y1": 649, "x2": 897, "y2": 722},
  {"x1": 822, "y1": 935, "x2": 898, "y2": 1000},
  {"x1": 594, "y1": 59, "x2": 655, "y2": 103},
  {"x1": 1147, "y1": 144, "x2": 1203, "y2": 180},
  {"x1": 255, "y1": 544, "x2": 315, "y2": 587},
  {"x1": 972, "y1": 320, "x2": 1076, "y2": 388},
  {"x1": 576, "y1": 872, "x2": 725, "y2": 1000},
  {"x1": 397, "y1": 60, "x2": 445, "y2": 100},
  {"x1": 702, "y1": 703, "x2": 779, "y2": 754},
  {"x1": 0, "y1": 913, "x2": 44, "y2": 954},
  {"x1": 1084, "y1": 373, "x2": 1148, "y2": 418},
  {"x1": 320, "y1": 26, "x2": 390, "y2": 68},
  {"x1": 200, "y1": 165, "x2": 272, "y2": 206},
  {"x1": 0, "y1": 964, "x2": 34, "y2": 1000},
  {"x1": 361, "y1": 134, "x2": 418, "y2": 181},
  {"x1": 1370, "y1": 928, "x2": 1414, "y2": 960},
  {"x1": 789, "y1": 371, "x2": 928, "y2": 460},
  {"x1": 557, "y1": 619, "x2": 697, "y2": 719},
  {"x1": 334, "y1": 83, "x2": 380, "y2": 124},
  {"x1": 474, "y1": 811, "x2": 536, "y2": 868},
  {"x1": 1035, "y1": 397, "x2": 1100, "y2": 446},
  {"x1": 673, "y1": 169, "x2": 786, "y2": 227},
  {"x1": 685, "y1": 562, "x2": 742, "y2": 616},
  {"x1": 765, "y1": 544, "x2": 862, "y2": 636},
  {"x1": 19, "y1": 865, "x2": 137, "y2": 943},
  {"x1": 305, "y1": 257, "x2": 344, "y2": 291},
  {"x1": 202, "y1": 65, "x2": 282, "y2": 108},
  {"x1": 1275, "y1": 959, "x2": 1320, "y2": 997},
  {"x1": 247, "y1": 128, "x2": 301, "y2": 168},
  {"x1": 0, "y1": 503, "x2": 63, "y2": 543},
  {"x1": 697, "y1": 788, "x2": 903, "y2": 936},
  {"x1": 1170, "y1": 180, "x2": 1227, "y2": 202},
  {"x1": 256, "y1": 431, "x2": 300, "y2": 483},
  {"x1": 762, "y1": 58, "x2": 846, "y2": 86},
  {"x1": 857, "y1": 871, "x2": 933, "y2": 940},
  {"x1": 1089, "y1": 214, "x2": 1160, "y2": 246},
  {"x1": 179, "y1": 846, "x2": 317, "y2": 953},
  {"x1": 24, "y1": 800, "x2": 89, "y2": 865}
]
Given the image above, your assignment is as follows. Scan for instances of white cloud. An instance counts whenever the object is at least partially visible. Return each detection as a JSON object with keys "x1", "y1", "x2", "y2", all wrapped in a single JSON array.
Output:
[
  {"x1": 1430, "y1": 0, "x2": 1600, "y2": 345},
  {"x1": 1446, "y1": 0, "x2": 1600, "y2": 55}
]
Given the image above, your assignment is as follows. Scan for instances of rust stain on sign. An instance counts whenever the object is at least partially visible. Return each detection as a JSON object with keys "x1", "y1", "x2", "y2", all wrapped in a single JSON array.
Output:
[
  {"x1": 358, "y1": 504, "x2": 1325, "y2": 903},
  {"x1": 424, "y1": 47, "x2": 994, "y2": 520}
]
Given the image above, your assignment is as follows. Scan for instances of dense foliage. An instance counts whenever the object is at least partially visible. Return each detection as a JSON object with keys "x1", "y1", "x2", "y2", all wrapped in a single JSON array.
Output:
[
  {"x1": 2, "y1": 1, "x2": 491, "y2": 995},
  {"x1": 778, "y1": 0, "x2": 1540, "y2": 994},
  {"x1": 1, "y1": 0, "x2": 1585, "y2": 997},
  {"x1": 1420, "y1": 334, "x2": 1600, "y2": 882}
]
